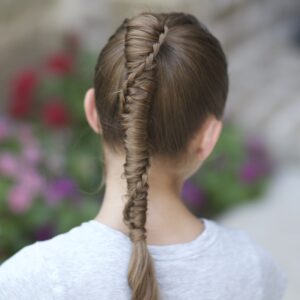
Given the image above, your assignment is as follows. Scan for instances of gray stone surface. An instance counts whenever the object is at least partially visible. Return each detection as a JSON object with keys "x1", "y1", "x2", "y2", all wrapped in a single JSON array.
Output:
[{"x1": 226, "y1": 18, "x2": 300, "y2": 162}]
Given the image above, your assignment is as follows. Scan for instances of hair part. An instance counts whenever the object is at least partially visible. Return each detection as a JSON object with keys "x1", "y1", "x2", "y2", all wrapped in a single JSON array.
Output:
[{"x1": 94, "y1": 12, "x2": 229, "y2": 300}]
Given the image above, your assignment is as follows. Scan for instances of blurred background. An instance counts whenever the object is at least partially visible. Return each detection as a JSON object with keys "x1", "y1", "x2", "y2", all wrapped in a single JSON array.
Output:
[{"x1": 0, "y1": 0, "x2": 299, "y2": 299}]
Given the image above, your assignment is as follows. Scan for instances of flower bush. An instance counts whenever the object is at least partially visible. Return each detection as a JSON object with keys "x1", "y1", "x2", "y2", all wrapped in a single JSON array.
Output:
[
  {"x1": 0, "y1": 33, "x2": 275, "y2": 262},
  {"x1": 181, "y1": 125, "x2": 274, "y2": 218},
  {"x1": 0, "y1": 117, "x2": 100, "y2": 262},
  {"x1": 0, "y1": 34, "x2": 101, "y2": 262}
]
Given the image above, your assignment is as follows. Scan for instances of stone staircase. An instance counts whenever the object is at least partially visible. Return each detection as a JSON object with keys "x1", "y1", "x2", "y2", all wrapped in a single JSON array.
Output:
[{"x1": 226, "y1": 18, "x2": 300, "y2": 163}]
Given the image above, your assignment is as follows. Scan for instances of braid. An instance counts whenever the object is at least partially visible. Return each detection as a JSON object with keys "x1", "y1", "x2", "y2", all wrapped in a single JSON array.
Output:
[
  {"x1": 119, "y1": 24, "x2": 168, "y2": 112},
  {"x1": 94, "y1": 10, "x2": 229, "y2": 300},
  {"x1": 120, "y1": 14, "x2": 168, "y2": 300}
]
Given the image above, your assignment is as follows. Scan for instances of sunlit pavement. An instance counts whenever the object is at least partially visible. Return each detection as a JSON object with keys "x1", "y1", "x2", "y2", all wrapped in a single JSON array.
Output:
[{"x1": 217, "y1": 165, "x2": 300, "y2": 300}]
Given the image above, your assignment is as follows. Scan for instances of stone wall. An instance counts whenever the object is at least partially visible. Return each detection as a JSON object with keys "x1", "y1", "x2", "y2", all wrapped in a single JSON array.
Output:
[{"x1": 0, "y1": 0, "x2": 60, "y2": 106}]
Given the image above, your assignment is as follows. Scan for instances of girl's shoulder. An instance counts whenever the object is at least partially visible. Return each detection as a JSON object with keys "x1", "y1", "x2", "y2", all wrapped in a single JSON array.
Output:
[
  {"x1": 0, "y1": 238, "x2": 59, "y2": 299},
  {"x1": 0, "y1": 221, "x2": 93, "y2": 299},
  {"x1": 213, "y1": 220, "x2": 288, "y2": 299},
  {"x1": 0, "y1": 219, "x2": 288, "y2": 299}
]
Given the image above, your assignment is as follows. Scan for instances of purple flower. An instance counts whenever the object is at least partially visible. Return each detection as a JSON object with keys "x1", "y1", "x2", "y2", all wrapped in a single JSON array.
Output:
[
  {"x1": 239, "y1": 159, "x2": 272, "y2": 184},
  {"x1": 240, "y1": 135, "x2": 274, "y2": 184},
  {"x1": 7, "y1": 184, "x2": 34, "y2": 214},
  {"x1": 34, "y1": 223, "x2": 55, "y2": 241},
  {"x1": 181, "y1": 180, "x2": 206, "y2": 208},
  {"x1": 18, "y1": 169, "x2": 45, "y2": 194},
  {"x1": 245, "y1": 136, "x2": 268, "y2": 159},
  {"x1": 44, "y1": 177, "x2": 79, "y2": 206},
  {"x1": 22, "y1": 144, "x2": 42, "y2": 165}
]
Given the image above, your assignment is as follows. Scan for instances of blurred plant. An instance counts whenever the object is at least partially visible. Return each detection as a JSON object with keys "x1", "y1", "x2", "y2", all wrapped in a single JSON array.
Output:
[
  {"x1": 1, "y1": 34, "x2": 101, "y2": 262},
  {"x1": 1, "y1": 32, "x2": 275, "y2": 262},
  {"x1": 0, "y1": 117, "x2": 100, "y2": 262},
  {"x1": 7, "y1": 33, "x2": 94, "y2": 130},
  {"x1": 182, "y1": 124, "x2": 275, "y2": 218},
  {"x1": 6, "y1": 31, "x2": 103, "y2": 191}
]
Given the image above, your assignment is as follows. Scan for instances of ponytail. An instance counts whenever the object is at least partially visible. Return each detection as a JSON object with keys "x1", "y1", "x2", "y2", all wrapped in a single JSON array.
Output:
[
  {"x1": 119, "y1": 14, "x2": 168, "y2": 300},
  {"x1": 94, "y1": 11, "x2": 228, "y2": 300}
]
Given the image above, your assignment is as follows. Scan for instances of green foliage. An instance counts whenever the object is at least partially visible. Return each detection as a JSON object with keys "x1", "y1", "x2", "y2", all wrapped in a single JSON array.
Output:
[{"x1": 0, "y1": 35, "x2": 274, "y2": 263}]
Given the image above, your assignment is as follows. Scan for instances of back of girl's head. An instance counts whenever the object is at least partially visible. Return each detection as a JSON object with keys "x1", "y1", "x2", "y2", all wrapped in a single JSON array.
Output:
[{"x1": 93, "y1": 12, "x2": 228, "y2": 300}]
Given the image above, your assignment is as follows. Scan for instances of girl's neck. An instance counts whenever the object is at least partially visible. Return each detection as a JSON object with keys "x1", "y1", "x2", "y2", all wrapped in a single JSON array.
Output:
[{"x1": 94, "y1": 157, "x2": 204, "y2": 245}]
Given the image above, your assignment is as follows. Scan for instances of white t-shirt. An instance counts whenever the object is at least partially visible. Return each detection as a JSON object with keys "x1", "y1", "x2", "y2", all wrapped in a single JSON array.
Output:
[{"x1": 0, "y1": 217, "x2": 288, "y2": 300}]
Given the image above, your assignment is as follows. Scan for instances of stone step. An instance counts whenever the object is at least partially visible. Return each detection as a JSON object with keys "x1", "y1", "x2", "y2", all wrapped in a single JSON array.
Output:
[{"x1": 226, "y1": 19, "x2": 300, "y2": 162}]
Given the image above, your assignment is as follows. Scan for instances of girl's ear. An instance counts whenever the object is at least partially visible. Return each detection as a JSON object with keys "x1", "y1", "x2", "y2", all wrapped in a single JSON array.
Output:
[
  {"x1": 194, "y1": 116, "x2": 223, "y2": 162},
  {"x1": 84, "y1": 88, "x2": 102, "y2": 134}
]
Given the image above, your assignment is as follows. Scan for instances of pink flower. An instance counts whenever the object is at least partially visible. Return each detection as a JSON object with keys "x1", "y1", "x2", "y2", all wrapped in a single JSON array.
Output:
[
  {"x1": 18, "y1": 169, "x2": 45, "y2": 194},
  {"x1": 9, "y1": 69, "x2": 38, "y2": 118},
  {"x1": 46, "y1": 53, "x2": 73, "y2": 75},
  {"x1": 23, "y1": 144, "x2": 42, "y2": 165},
  {"x1": 8, "y1": 184, "x2": 34, "y2": 214},
  {"x1": 18, "y1": 125, "x2": 36, "y2": 145},
  {"x1": 0, "y1": 153, "x2": 19, "y2": 178}
]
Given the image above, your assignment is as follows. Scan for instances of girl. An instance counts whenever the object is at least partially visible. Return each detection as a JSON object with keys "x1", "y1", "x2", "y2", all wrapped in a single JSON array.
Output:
[{"x1": 0, "y1": 12, "x2": 287, "y2": 300}]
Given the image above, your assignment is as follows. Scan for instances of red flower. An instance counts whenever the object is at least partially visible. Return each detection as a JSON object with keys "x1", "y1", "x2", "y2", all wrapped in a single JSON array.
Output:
[
  {"x1": 9, "y1": 69, "x2": 38, "y2": 118},
  {"x1": 42, "y1": 99, "x2": 71, "y2": 128},
  {"x1": 46, "y1": 53, "x2": 73, "y2": 75}
]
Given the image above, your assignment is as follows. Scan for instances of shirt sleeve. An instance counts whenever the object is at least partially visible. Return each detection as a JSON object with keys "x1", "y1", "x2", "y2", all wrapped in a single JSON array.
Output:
[
  {"x1": 0, "y1": 243, "x2": 61, "y2": 300},
  {"x1": 254, "y1": 242, "x2": 288, "y2": 300}
]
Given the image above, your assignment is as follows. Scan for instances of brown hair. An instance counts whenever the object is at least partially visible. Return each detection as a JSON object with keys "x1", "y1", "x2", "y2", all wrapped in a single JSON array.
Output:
[{"x1": 93, "y1": 12, "x2": 228, "y2": 300}]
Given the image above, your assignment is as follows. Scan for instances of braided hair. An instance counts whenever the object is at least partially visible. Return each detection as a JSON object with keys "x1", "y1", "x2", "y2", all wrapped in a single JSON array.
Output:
[
  {"x1": 94, "y1": 12, "x2": 228, "y2": 300},
  {"x1": 120, "y1": 14, "x2": 168, "y2": 300}
]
